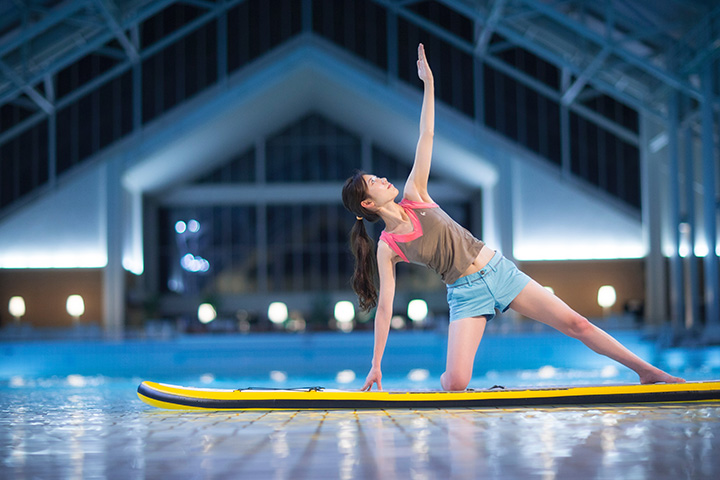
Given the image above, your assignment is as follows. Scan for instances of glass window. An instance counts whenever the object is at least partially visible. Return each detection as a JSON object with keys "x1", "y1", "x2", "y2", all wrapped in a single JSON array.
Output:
[
  {"x1": 266, "y1": 114, "x2": 361, "y2": 182},
  {"x1": 159, "y1": 206, "x2": 257, "y2": 295},
  {"x1": 195, "y1": 148, "x2": 256, "y2": 184}
]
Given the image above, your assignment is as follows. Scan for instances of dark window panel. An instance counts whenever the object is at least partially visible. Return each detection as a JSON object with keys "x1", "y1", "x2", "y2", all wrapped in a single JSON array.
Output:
[
  {"x1": 141, "y1": 3, "x2": 206, "y2": 49},
  {"x1": 406, "y1": 1, "x2": 474, "y2": 43},
  {"x1": 313, "y1": 0, "x2": 387, "y2": 70},
  {"x1": 227, "y1": 0, "x2": 302, "y2": 74},
  {"x1": 398, "y1": 19, "x2": 474, "y2": 117},
  {"x1": 55, "y1": 52, "x2": 121, "y2": 100}
]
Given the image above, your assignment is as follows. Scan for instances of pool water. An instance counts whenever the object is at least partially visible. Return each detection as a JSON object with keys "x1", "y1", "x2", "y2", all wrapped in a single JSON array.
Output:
[{"x1": 2, "y1": 332, "x2": 720, "y2": 479}]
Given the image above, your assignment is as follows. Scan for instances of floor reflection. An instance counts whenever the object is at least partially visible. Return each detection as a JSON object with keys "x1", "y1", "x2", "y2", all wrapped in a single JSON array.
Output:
[{"x1": 2, "y1": 394, "x2": 720, "y2": 479}]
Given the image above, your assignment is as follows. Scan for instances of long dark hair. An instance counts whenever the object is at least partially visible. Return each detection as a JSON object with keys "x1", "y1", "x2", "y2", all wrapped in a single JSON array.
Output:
[{"x1": 342, "y1": 171, "x2": 381, "y2": 311}]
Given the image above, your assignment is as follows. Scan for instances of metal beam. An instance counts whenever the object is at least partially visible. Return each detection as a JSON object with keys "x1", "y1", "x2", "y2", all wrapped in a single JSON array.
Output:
[
  {"x1": 94, "y1": 0, "x2": 139, "y2": 62},
  {"x1": 561, "y1": 46, "x2": 610, "y2": 106},
  {"x1": 0, "y1": 0, "x2": 245, "y2": 141},
  {"x1": 0, "y1": 0, "x2": 91, "y2": 58},
  {"x1": 428, "y1": 0, "x2": 666, "y2": 119},
  {"x1": 0, "y1": 0, "x2": 179, "y2": 107},
  {"x1": 0, "y1": 59, "x2": 54, "y2": 114},
  {"x1": 679, "y1": 5, "x2": 720, "y2": 74},
  {"x1": 376, "y1": 0, "x2": 654, "y2": 130},
  {"x1": 483, "y1": 52, "x2": 640, "y2": 145},
  {"x1": 475, "y1": 0, "x2": 505, "y2": 56},
  {"x1": 510, "y1": 0, "x2": 704, "y2": 102}
]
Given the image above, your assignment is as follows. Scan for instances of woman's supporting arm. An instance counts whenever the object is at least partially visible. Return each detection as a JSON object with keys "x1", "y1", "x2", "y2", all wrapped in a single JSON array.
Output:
[{"x1": 361, "y1": 242, "x2": 397, "y2": 391}]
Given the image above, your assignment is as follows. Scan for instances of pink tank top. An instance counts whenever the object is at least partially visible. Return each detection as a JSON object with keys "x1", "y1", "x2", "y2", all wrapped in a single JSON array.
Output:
[{"x1": 380, "y1": 199, "x2": 485, "y2": 284}]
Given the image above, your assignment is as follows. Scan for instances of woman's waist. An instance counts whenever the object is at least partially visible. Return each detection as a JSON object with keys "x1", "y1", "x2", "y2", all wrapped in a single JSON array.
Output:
[{"x1": 458, "y1": 246, "x2": 496, "y2": 278}]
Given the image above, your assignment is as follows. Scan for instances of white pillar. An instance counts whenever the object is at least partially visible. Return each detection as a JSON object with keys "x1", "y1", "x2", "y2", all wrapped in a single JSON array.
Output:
[
  {"x1": 641, "y1": 115, "x2": 667, "y2": 325},
  {"x1": 103, "y1": 159, "x2": 125, "y2": 337}
]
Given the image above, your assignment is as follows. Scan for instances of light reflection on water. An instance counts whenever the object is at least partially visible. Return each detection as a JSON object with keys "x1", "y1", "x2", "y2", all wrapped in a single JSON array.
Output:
[{"x1": 1, "y1": 372, "x2": 719, "y2": 479}]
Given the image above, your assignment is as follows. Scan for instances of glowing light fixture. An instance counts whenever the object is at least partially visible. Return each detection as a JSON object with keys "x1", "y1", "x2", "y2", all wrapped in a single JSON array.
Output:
[
  {"x1": 597, "y1": 285, "x2": 617, "y2": 311},
  {"x1": 8, "y1": 296, "x2": 25, "y2": 322},
  {"x1": 180, "y1": 253, "x2": 210, "y2": 273},
  {"x1": 188, "y1": 219, "x2": 200, "y2": 233},
  {"x1": 407, "y1": 299, "x2": 428, "y2": 323},
  {"x1": 0, "y1": 252, "x2": 107, "y2": 269},
  {"x1": 198, "y1": 303, "x2": 217, "y2": 324},
  {"x1": 66, "y1": 295, "x2": 85, "y2": 324},
  {"x1": 334, "y1": 301, "x2": 355, "y2": 324},
  {"x1": 390, "y1": 315, "x2": 406, "y2": 330},
  {"x1": 336, "y1": 370, "x2": 356, "y2": 384},
  {"x1": 175, "y1": 221, "x2": 187, "y2": 234},
  {"x1": 268, "y1": 302, "x2": 288, "y2": 324},
  {"x1": 408, "y1": 369, "x2": 430, "y2": 382},
  {"x1": 538, "y1": 365, "x2": 557, "y2": 379}
]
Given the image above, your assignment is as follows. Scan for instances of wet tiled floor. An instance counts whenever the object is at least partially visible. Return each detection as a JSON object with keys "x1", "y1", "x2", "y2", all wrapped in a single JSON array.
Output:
[{"x1": 2, "y1": 382, "x2": 720, "y2": 479}]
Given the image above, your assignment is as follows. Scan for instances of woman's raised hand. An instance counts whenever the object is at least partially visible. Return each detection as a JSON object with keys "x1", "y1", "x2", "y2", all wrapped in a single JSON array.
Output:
[{"x1": 417, "y1": 43, "x2": 433, "y2": 84}]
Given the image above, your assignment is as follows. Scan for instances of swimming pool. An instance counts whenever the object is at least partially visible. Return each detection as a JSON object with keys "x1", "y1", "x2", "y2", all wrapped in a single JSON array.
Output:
[{"x1": 2, "y1": 331, "x2": 719, "y2": 479}]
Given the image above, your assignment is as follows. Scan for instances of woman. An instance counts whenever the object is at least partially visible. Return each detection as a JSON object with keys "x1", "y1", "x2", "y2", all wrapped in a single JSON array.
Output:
[{"x1": 342, "y1": 44, "x2": 684, "y2": 392}]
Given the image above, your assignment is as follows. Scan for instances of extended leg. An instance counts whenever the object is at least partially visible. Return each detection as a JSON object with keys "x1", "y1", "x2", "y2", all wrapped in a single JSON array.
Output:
[
  {"x1": 509, "y1": 280, "x2": 684, "y2": 384},
  {"x1": 441, "y1": 316, "x2": 487, "y2": 391}
]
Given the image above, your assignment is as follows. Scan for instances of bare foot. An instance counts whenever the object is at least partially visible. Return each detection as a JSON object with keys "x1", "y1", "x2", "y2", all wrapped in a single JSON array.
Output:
[{"x1": 640, "y1": 369, "x2": 686, "y2": 384}]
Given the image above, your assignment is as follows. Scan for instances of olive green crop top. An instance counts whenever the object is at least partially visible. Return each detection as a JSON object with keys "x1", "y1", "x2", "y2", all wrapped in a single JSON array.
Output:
[{"x1": 379, "y1": 199, "x2": 485, "y2": 284}]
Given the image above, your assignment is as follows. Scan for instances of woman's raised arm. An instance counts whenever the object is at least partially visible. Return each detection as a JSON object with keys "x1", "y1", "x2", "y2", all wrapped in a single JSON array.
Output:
[{"x1": 404, "y1": 43, "x2": 435, "y2": 203}]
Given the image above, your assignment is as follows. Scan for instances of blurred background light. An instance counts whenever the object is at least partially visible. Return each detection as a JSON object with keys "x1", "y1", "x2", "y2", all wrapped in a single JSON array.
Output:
[
  {"x1": 8, "y1": 296, "x2": 26, "y2": 321},
  {"x1": 335, "y1": 370, "x2": 356, "y2": 384},
  {"x1": 198, "y1": 303, "x2": 217, "y2": 324},
  {"x1": 543, "y1": 286, "x2": 555, "y2": 295},
  {"x1": 268, "y1": 302, "x2": 288, "y2": 324},
  {"x1": 601, "y1": 365, "x2": 619, "y2": 378},
  {"x1": 390, "y1": 315, "x2": 406, "y2": 330},
  {"x1": 407, "y1": 299, "x2": 428, "y2": 323},
  {"x1": 334, "y1": 301, "x2": 355, "y2": 324},
  {"x1": 270, "y1": 370, "x2": 288, "y2": 382},
  {"x1": 187, "y1": 219, "x2": 200, "y2": 233},
  {"x1": 0, "y1": 252, "x2": 107, "y2": 269},
  {"x1": 597, "y1": 285, "x2": 617, "y2": 310},
  {"x1": 66, "y1": 295, "x2": 85, "y2": 322},
  {"x1": 175, "y1": 221, "x2": 187, "y2": 234},
  {"x1": 407, "y1": 369, "x2": 429, "y2": 382},
  {"x1": 538, "y1": 365, "x2": 557, "y2": 379},
  {"x1": 180, "y1": 253, "x2": 210, "y2": 273}
]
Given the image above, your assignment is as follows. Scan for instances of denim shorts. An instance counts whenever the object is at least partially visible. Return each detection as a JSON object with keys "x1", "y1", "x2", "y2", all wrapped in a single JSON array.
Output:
[{"x1": 446, "y1": 251, "x2": 531, "y2": 322}]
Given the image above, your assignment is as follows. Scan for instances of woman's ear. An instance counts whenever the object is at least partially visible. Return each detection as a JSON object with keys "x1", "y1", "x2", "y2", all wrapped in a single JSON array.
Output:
[{"x1": 360, "y1": 199, "x2": 374, "y2": 209}]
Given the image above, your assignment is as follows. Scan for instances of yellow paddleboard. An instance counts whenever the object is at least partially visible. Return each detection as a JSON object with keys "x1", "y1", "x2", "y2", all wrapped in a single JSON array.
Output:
[{"x1": 137, "y1": 380, "x2": 720, "y2": 411}]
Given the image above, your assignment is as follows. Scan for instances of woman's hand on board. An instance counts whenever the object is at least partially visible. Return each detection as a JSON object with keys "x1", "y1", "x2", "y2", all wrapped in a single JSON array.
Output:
[{"x1": 361, "y1": 366, "x2": 383, "y2": 391}]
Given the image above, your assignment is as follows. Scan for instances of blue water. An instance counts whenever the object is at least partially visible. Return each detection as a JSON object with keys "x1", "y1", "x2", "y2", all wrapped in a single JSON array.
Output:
[{"x1": 1, "y1": 331, "x2": 719, "y2": 479}]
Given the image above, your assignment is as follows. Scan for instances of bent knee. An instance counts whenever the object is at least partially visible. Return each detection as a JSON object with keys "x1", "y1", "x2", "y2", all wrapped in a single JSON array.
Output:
[
  {"x1": 441, "y1": 372, "x2": 471, "y2": 391},
  {"x1": 565, "y1": 314, "x2": 593, "y2": 338}
]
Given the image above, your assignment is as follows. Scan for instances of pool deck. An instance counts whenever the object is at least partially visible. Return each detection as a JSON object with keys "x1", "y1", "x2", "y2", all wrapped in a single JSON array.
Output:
[{"x1": 3, "y1": 398, "x2": 719, "y2": 479}]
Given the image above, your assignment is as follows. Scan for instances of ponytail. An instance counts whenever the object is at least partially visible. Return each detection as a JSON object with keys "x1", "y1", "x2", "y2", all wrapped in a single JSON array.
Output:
[
  {"x1": 349, "y1": 218, "x2": 378, "y2": 311},
  {"x1": 342, "y1": 171, "x2": 381, "y2": 312}
]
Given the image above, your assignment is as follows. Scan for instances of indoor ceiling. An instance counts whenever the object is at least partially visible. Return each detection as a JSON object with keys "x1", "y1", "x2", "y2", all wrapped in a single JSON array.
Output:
[{"x1": 0, "y1": 0, "x2": 717, "y2": 121}]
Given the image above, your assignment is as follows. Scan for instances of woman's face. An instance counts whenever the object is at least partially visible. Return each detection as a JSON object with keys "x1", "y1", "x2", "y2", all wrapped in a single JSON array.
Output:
[{"x1": 361, "y1": 174, "x2": 398, "y2": 210}]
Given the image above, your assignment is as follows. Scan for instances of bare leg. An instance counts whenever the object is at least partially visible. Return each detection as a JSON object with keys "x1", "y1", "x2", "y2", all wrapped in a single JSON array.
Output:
[
  {"x1": 441, "y1": 316, "x2": 487, "y2": 391},
  {"x1": 509, "y1": 280, "x2": 684, "y2": 384}
]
